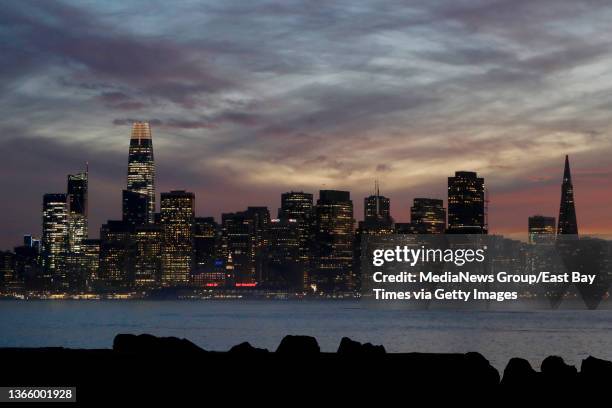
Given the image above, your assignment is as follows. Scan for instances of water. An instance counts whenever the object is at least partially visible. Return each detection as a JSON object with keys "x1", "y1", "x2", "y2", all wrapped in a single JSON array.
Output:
[{"x1": 1, "y1": 300, "x2": 611, "y2": 370}]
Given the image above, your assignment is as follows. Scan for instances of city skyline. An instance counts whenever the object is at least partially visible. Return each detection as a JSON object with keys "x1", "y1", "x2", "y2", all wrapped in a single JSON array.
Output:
[
  {"x1": 0, "y1": 120, "x2": 601, "y2": 294},
  {"x1": 0, "y1": 122, "x2": 601, "y2": 251},
  {"x1": 2, "y1": 1, "x2": 612, "y2": 249}
]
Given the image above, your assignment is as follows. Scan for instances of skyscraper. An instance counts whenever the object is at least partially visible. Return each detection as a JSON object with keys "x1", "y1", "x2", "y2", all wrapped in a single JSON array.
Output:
[
  {"x1": 99, "y1": 221, "x2": 133, "y2": 285},
  {"x1": 411, "y1": 198, "x2": 446, "y2": 234},
  {"x1": 13, "y1": 244, "x2": 40, "y2": 288},
  {"x1": 133, "y1": 224, "x2": 162, "y2": 287},
  {"x1": 363, "y1": 181, "x2": 391, "y2": 226},
  {"x1": 528, "y1": 215, "x2": 556, "y2": 244},
  {"x1": 67, "y1": 170, "x2": 88, "y2": 243},
  {"x1": 122, "y1": 190, "x2": 149, "y2": 227},
  {"x1": 127, "y1": 121, "x2": 155, "y2": 223},
  {"x1": 244, "y1": 206, "x2": 270, "y2": 282},
  {"x1": 81, "y1": 239, "x2": 100, "y2": 288},
  {"x1": 23, "y1": 235, "x2": 41, "y2": 252},
  {"x1": 278, "y1": 191, "x2": 314, "y2": 288},
  {"x1": 355, "y1": 184, "x2": 393, "y2": 292},
  {"x1": 447, "y1": 171, "x2": 486, "y2": 234},
  {"x1": 160, "y1": 191, "x2": 195, "y2": 285},
  {"x1": 244, "y1": 207, "x2": 271, "y2": 252},
  {"x1": 557, "y1": 155, "x2": 578, "y2": 235},
  {"x1": 314, "y1": 190, "x2": 354, "y2": 292},
  {"x1": 66, "y1": 169, "x2": 88, "y2": 287},
  {"x1": 221, "y1": 211, "x2": 255, "y2": 284},
  {"x1": 0, "y1": 251, "x2": 15, "y2": 287},
  {"x1": 279, "y1": 192, "x2": 314, "y2": 221},
  {"x1": 263, "y1": 218, "x2": 301, "y2": 289},
  {"x1": 193, "y1": 217, "x2": 218, "y2": 271},
  {"x1": 42, "y1": 193, "x2": 68, "y2": 284}
]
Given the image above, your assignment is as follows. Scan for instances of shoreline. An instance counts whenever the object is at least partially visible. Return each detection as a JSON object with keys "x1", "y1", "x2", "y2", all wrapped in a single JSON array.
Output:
[{"x1": 0, "y1": 334, "x2": 610, "y2": 402}]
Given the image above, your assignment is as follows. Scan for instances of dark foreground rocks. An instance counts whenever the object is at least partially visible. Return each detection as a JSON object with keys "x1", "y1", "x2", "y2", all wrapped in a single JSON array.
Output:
[{"x1": 0, "y1": 334, "x2": 609, "y2": 404}]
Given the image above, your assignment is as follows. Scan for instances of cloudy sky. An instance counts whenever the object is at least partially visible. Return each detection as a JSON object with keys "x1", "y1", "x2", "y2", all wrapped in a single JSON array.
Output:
[{"x1": 1, "y1": 0, "x2": 612, "y2": 248}]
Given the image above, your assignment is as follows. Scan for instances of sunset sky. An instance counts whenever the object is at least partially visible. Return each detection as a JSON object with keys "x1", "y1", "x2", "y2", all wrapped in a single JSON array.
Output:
[{"x1": 1, "y1": 0, "x2": 612, "y2": 249}]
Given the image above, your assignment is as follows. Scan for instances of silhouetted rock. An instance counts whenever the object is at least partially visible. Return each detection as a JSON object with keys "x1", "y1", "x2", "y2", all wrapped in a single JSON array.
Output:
[
  {"x1": 229, "y1": 342, "x2": 269, "y2": 355},
  {"x1": 501, "y1": 357, "x2": 537, "y2": 387},
  {"x1": 337, "y1": 337, "x2": 386, "y2": 355},
  {"x1": 465, "y1": 352, "x2": 500, "y2": 386},
  {"x1": 580, "y1": 356, "x2": 612, "y2": 384},
  {"x1": 541, "y1": 355, "x2": 577, "y2": 383},
  {"x1": 113, "y1": 333, "x2": 205, "y2": 354},
  {"x1": 276, "y1": 335, "x2": 320, "y2": 354},
  {"x1": 3, "y1": 333, "x2": 612, "y2": 403}
]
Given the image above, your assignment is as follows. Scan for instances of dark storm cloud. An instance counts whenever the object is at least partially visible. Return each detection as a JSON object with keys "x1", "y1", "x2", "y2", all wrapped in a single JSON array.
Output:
[
  {"x1": 1, "y1": 0, "x2": 612, "y2": 247},
  {"x1": 0, "y1": 1, "x2": 234, "y2": 109}
]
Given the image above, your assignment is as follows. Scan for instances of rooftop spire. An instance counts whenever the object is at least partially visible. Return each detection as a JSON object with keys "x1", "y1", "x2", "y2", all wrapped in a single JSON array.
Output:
[
  {"x1": 563, "y1": 154, "x2": 571, "y2": 183},
  {"x1": 131, "y1": 121, "x2": 152, "y2": 140},
  {"x1": 558, "y1": 155, "x2": 578, "y2": 235}
]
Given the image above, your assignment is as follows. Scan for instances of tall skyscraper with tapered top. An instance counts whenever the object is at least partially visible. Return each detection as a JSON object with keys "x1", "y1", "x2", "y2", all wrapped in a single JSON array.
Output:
[
  {"x1": 557, "y1": 155, "x2": 578, "y2": 235},
  {"x1": 127, "y1": 121, "x2": 155, "y2": 223}
]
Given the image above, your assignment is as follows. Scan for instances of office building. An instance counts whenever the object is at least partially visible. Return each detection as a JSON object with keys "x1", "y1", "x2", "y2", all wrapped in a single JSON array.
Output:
[
  {"x1": 193, "y1": 217, "x2": 218, "y2": 271},
  {"x1": 221, "y1": 211, "x2": 255, "y2": 284},
  {"x1": 99, "y1": 221, "x2": 133, "y2": 285},
  {"x1": 411, "y1": 198, "x2": 446, "y2": 234},
  {"x1": 557, "y1": 155, "x2": 578, "y2": 235},
  {"x1": 313, "y1": 190, "x2": 354, "y2": 292},
  {"x1": 160, "y1": 191, "x2": 195, "y2": 285},
  {"x1": 42, "y1": 193, "x2": 68, "y2": 284},
  {"x1": 122, "y1": 190, "x2": 149, "y2": 227},
  {"x1": 528, "y1": 215, "x2": 556, "y2": 244},
  {"x1": 447, "y1": 171, "x2": 486, "y2": 234},
  {"x1": 364, "y1": 181, "x2": 391, "y2": 226},
  {"x1": 264, "y1": 218, "x2": 301, "y2": 289},
  {"x1": 133, "y1": 225, "x2": 162, "y2": 286},
  {"x1": 278, "y1": 191, "x2": 314, "y2": 288},
  {"x1": 127, "y1": 121, "x2": 155, "y2": 223}
]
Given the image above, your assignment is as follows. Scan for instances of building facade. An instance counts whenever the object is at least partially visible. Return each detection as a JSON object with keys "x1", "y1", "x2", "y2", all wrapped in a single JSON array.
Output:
[
  {"x1": 127, "y1": 121, "x2": 155, "y2": 223},
  {"x1": 193, "y1": 217, "x2": 218, "y2": 272},
  {"x1": 411, "y1": 198, "x2": 446, "y2": 234},
  {"x1": 447, "y1": 171, "x2": 486, "y2": 234},
  {"x1": 160, "y1": 191, "x2": 195, "y2": 285},
  {"x1": 528, "y1": 215, "x2": 556, "y2": 244},
  {"x1": 263, "y1": 218, "x2": 301, "y2": 289},
  {"x1": 278, "y1": 191, "x2": 314, "y2": 289},
  {"x1": 557, "y1": 155, "x2": 578, "y2": 235},
  {"x1": 314, "y1": 190, "x2": 354, "y2": 292},
  {"x1": 221, "y1": 211, "x2": 255, "y2": 284},
  {"x1": 133, "y1": 225, "x2": 162, "y2": 286},
  {"x1": 66, "y1": 170, "x2": 88, "y2": 288},
  {"x1": 99, "y1": 221, "x2": 133, "y2": 286},
  {"x1": 81, "y1": 239, "x2": 100, "y2": 288},
  {"x1": 122, "y1": 190, "x2": 149, "y2": 227},
  {"x1": 42, "y1": 193, "x2": 68, "y2": 285},
  {"x1": 363, "y1": 182, "x2": 391, "y2": 226}
]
